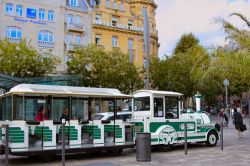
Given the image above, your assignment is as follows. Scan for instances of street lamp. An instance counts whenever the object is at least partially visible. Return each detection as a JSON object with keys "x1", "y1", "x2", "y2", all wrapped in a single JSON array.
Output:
[{"x1": 223, "y1": 79, "x2": 229, "y2": 117}]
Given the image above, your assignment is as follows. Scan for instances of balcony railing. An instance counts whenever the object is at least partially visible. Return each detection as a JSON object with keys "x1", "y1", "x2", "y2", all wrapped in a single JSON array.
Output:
[
  {"x1": 6, "y1": 37, "x2": 21, "y2": 43},
  {"x1": 66, "y1": 43, "x2": 81, "y2": 51},
  {"x1": 66, "y1": 23, "x2": 84, "y2": 32},
  {"x1": 38, "y1": 41, "x2": 54, "y2": 48},
  {"x1": 93, "y1": 20, "x2": 144, "y2": 32}
]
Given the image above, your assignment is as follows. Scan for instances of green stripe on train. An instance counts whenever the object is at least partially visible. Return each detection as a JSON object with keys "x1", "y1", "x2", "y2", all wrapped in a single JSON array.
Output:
[
  {"x1": 34, "y1": 126, "x2": 52, "y2": 142},
  {"x1": 9, "y1": 127, "x2": 24, "y2": 143},
  {"x1": 151, "y1": 135, "x2": 206, "y2": 143},
  {"x1": 59, "y1": 126, "x2": 78, "y2": 141},
  {"x1": 149, "y1": 122, "x2": 196, "y2": 133},
  {"x1": 104, "y1": 125, "x2": 122, "y2": 138},
  {"x1": 82, "y1": 125, "x2": 101, "y2": 139}
]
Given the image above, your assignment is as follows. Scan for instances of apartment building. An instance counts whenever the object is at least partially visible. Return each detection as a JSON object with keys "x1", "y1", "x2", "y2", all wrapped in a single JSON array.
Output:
[
  {"x1": 0, "y1": 0, "x2": 159, "y2": 72},
  {"x1": 0, "y1": 0, "x2": 91, "y2": 72}
]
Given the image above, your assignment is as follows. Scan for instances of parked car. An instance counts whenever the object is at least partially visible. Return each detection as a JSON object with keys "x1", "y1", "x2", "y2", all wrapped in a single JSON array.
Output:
[{"x1": 92, "y1": 112, "x2": 132, "y2": 122}]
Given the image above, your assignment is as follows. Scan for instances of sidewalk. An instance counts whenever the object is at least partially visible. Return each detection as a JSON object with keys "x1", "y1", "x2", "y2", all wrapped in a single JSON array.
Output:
[{"x1": 1, "y1": 117, "x2": 250, "y2": 166}]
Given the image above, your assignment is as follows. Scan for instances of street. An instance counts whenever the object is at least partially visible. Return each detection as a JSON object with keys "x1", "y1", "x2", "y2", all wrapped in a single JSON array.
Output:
[{"x1": 1, "y1": 117, "x2": 250, "y2": 166}]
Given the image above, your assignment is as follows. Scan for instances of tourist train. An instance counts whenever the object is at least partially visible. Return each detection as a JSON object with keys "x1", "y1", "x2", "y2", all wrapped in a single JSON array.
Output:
[{"x1": 0, "y1": 84, "x2": 219, "y2": 157}]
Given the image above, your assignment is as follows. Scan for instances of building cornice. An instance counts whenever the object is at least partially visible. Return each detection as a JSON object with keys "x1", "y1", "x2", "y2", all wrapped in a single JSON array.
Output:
[
  {"x1": 130, "y1": 0, "x2": 157, "y2": 9},
  {"x1": 93, "y1": 24, "x2": 158, "y2": 40}
]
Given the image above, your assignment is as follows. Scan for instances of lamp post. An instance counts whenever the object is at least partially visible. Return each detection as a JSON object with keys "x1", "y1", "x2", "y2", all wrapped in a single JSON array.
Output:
[{"x1": 223, "y1": 79, "x2": 229, "y2": 117}]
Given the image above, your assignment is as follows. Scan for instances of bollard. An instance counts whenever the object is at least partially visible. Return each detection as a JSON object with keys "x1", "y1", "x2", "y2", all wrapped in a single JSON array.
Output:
[
  {"x1": 136, "y1": 132, "x2": 151, "y2": 162},
  {"x1": 3, "y1": 124, "x2": 9, "y2": 166},
  {"x1": 220, "y1": 119, "x2": 223, "y2": 150},
  {"x1": 184, "y1": 122, "x2": 188, "y2": 155},
  {"x1": 62, "y1": 119, "x2": 65, "y2": 166}
]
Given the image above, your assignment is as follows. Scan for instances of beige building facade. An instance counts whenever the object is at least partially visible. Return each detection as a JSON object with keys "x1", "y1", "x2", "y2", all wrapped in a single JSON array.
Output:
[
  {"x1": 0, "y1": 0, "x2": 91, "y2": 72},
  {"x1": 0, "y1": 0, "x2": 159, "y2": 72},
  {"x1": 90, "y1": 0, "x2": 159, "y2": 68}
]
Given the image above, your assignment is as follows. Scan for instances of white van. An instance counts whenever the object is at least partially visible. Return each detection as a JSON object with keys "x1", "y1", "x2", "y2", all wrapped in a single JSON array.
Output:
[{"x1": 92, "y1": 112, "x2": 132, "y2": 122}]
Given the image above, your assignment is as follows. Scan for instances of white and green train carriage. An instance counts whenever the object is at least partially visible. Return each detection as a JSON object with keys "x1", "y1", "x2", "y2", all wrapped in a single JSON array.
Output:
[
  {"x1": 132, "y1": 90, "x2": 220, "y2": 149},
  {"x1": 0, "y1": 84, "x2": 134, "y2": 156}
]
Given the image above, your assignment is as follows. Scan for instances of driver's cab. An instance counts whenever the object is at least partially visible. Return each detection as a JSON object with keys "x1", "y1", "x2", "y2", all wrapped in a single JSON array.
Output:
[{"x1": 132, "y1": 90, "x2": 183, "y2": 120}]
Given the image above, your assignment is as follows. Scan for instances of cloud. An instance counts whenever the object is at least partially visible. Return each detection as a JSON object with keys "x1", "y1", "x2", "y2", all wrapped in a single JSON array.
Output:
[{"x1": 154, "y1": 0, "x2": 250, "y2": 57}]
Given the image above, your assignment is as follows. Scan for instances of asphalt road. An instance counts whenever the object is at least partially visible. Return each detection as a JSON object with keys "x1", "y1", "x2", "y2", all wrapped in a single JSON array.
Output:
[{"x1": 1, "y1": 117, "x2": 250, "y2": 166}]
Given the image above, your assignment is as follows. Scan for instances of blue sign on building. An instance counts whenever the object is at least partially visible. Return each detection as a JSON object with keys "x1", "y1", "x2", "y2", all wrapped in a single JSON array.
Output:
[{"x1": 26, "y1": 8, "x2": 36, "y2": 18}]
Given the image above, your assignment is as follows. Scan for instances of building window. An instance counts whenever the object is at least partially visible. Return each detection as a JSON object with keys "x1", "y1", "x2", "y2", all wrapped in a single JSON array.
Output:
[
  {"x1": 120, "y1": 3, "x2": 124, "y2": 11},
  {"x1": 76, "y1": 35, "x2": 81, "y2": 45},
  {"x1": 39, "y1": 9, "x2": 45, "y2": 20},
  {"x1": 112, "y1": 36, "x2": 118, "y2": 47},
  {"x1": 67, "y1": 14, "x2": 73, "y2": 24},
  {"x1": 95, "y1": 35, "x2": 102, "y2": 45},
  {"x1": 112, "y1": 16, "x2": 118, "y2": 26},
  {"x1": 96, "y1": 14, "x2": 101, "y2": 23},
  {"x1": 113, "y1": 2, "x2": 117, "y2": 9},
  {"x1": 6, "y1": 3, "x2": 13, "y2": 15},
  {"x1": 69, "y1": 0, "x2": 78, "y2": 7},
  {"x1": 67, "y1": 34, "x2": 73, "y2": 44},
  {"x1": 16, "y1": 5, "x2": 23, "y2": 16},
  {"x1": 128, "y1": 39, "x2": 134, "y2": 49},
  {"x1": 75, "y1": 15, "x2": 81, "y2": 25},
  {"x1": 38, "y1": 30, "x2": 54, "y2": 43},
  {"x1": 48, "y1": 10, "x2": 54, "y2": 21},
  {"x1": 128, "y1": 20, "x2": 133, "y2": 29},
  {"x1": 5, "y1": 26, "x2": 22, "y2": 39},
  {"x1": 106, "y1": 0, "x2": 110, "y2": 8}
]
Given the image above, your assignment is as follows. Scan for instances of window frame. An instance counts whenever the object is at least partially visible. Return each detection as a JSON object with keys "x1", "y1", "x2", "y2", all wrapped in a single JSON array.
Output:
[
  {"x1": 120, "y1": 3, "x2": 125, "y2": 11},
  {"x1": 16, "y1": 5, "x2": 23, "y2": 16},
  {"x1": 69, "y1": 0, "x2": 78, "y2": 7},
  {"x1": 39, "y1": 8, "x2": 45, "y2": 20},
  {"x1": 128, "y1": 38, "x2": 134, "y2": 49},
  {"x1": 106, "y1": 0, "x2": 110, "y2": 8},
  {"x1": 153, "y1": 97, "x2": 164, "y2": 118},
  {"x1": 134, "y1": 96, "x2": 150, "y2": 112},
  {"x1": 67, "y1": 14, "x2": 73, "y2": 24},
  {"x1": 38, "y1": 30, "x2": 54, "y2": 43},
  {"x1": 5, "y1": 26, "x2": 22, "y2": 39},
  {"x1": 6, "y1": 3, "x2": 13, "y2": 15},
  {"x1": 165, "y1": 96, "x2": 179, "y2": 119},
  {"x1": 112, "y1": 36, "x2": 118, "y2": 47},
  {"x1": 96, "y1": 14, "x2": 101, "y2": 22},
  {"x1": 75, "y1": 35, "x2": 81, "y2": 45},
  {"x1": 113, "y1": 1, "x2": 117, "y2": 9},
  {"x1": 48, "y1": 10, "x2": 54, "y2": 21},
  {"x1": 75, "y1": 15, "x2": 82, "y2": 25},
  {"x1": 95, "y1": 34, "x2": 102, "y2": 45}
]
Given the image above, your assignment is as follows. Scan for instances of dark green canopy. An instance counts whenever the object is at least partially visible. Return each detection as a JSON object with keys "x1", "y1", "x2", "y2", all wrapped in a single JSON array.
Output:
[{"x1": 0, "y1": 73, "x2": 83, "y2": 90}]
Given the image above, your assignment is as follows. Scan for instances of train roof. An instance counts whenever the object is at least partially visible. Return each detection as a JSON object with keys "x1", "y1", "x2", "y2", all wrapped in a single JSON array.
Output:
[
  {"x1": 3, "y1": 84, "x2": 132, "y2": 98},
  {"x1": 132, "y1": 90, "x2": 183, "y2": 96}
]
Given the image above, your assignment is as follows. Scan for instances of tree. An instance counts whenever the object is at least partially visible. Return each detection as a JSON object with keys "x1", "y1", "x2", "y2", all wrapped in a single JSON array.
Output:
[
  {"x1": 202, "y1": 49, "x2": 250, "y2": 96},
  {"x1": 67, "y1": 45, "x2": 143, "y2": 93},
  {"x1": 173, "y1": 33, "x2": 200, "y2": 54},
  {"x1": 218, "y1": 13, "x2": 250, "y2": 51},
  {"x1": 0, "y1": 39, "x2": 60, "y2": 77},
  {"x1": 151, "y1": 34, "x2": 210, "y2": 98}
]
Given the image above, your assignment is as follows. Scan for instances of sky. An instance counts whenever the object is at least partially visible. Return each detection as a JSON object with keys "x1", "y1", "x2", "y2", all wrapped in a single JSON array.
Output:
[{"x1": 154, "y1": 0, "x2": 250, "y2": 58}]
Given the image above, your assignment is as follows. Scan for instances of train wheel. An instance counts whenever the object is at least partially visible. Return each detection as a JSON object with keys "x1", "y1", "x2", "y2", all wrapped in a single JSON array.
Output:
[{"x1": 206, "y1": 131, "x2": 218, "y2": 147}]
